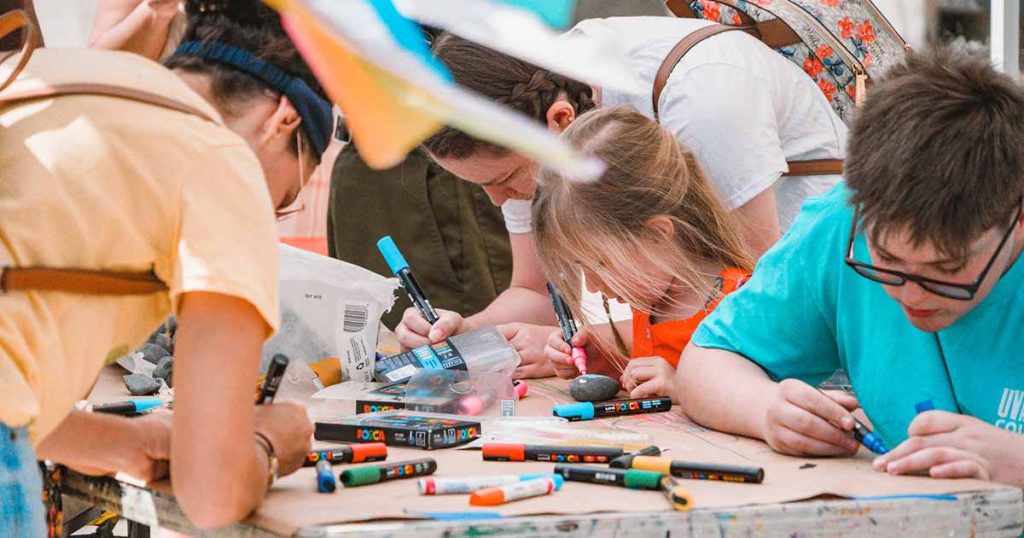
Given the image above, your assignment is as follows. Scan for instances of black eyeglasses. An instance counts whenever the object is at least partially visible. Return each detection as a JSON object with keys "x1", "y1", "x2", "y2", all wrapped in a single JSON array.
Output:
[{"x1": 844, "y1": 197, "x2": 1023, "y2": 301}]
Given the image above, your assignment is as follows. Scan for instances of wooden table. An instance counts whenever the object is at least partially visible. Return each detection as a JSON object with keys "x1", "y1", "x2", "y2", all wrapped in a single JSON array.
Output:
[{"x1": 66, "y1": 366, "x2": 1024, "y2": 537}]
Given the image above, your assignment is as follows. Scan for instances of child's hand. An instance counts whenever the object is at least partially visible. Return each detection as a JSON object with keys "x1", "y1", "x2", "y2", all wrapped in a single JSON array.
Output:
[
  {"x1": 761, "y1": 379, "x2": 861, "y2": 457},
  {"x1": 395, "y1": 308, "x2": 472, "y2": 350},
  {"x1": 873, "y1": 411, "x2": 1024, "y2": 486},
  {"x1": 544, "y1": 327, "x2": 591, "y2": 379},
  {"x1": 621, "y1": 356, "x2": 676, "y2": 400}
]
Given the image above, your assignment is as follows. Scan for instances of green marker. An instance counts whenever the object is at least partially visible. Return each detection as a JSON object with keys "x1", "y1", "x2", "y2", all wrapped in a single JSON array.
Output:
[
  {"x1": 340, "y1": 458, "x2": 436, "y2": 488},
  {"x1": 553, "y1": 464, "x2": 663, "y2": 490}
]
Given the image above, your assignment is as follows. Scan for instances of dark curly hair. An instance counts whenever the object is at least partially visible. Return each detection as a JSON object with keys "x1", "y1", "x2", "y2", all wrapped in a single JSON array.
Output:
[
  {"x1": 165, "y1": 0, "x2": 326, "y2": 119},
  {"x1": 423, "y1": 32, "x2": 596, "y2": 159}
]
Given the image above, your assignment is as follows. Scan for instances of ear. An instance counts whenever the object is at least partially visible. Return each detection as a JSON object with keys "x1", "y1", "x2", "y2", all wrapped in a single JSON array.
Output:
[
  {"x1": 546, "y1": 100, "x2": 576, "y2": 133},
  {"x1": 644, "y1": 215, "x2": 676, "y2": 241},
  {"x1": 259, "y1": 95, "x2": 302, "y2": 146}
]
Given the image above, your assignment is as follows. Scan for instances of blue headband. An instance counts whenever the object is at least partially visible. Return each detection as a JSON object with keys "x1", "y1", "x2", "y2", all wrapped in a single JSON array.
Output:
[{"x1": 173, "y1": 41, "x2": 333, "y2": 157}]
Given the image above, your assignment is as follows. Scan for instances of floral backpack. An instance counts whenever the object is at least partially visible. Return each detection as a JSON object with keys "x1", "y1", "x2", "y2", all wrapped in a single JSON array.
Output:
[{"x1": 663, "y1": 0, "x2": 910, "y2": 125}]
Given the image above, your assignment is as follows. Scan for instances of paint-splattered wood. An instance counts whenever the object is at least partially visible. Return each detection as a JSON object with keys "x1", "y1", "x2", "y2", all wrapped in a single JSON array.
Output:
[{"x1": 67, "y1": 367, "x2": 1024, "y2": 536}]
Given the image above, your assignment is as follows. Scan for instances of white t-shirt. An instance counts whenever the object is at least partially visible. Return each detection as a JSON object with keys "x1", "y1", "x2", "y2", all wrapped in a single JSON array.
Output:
[{"x1": 502, "y1": 16, "x2": 847, "y2": 234}]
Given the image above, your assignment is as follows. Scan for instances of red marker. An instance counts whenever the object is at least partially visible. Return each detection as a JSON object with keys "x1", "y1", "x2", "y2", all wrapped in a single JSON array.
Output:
[
  {"x1": 470, "y1": 477, "x2": 555, "y2": 506},
  {"x1": 482, "y1": 443, "x2": 623, "y2": 463},
  {"x1": 303, "y1": 443, "x2": 388, "y2": 467}
]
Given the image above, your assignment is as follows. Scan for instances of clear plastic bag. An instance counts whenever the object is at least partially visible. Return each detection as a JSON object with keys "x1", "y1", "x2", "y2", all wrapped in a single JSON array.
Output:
[{"x1": 404, "y1": 368, "x2": 517, "y2": 416}]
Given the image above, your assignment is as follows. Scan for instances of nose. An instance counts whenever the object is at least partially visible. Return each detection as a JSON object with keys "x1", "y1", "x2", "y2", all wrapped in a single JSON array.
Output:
[
  {"x1": 899, "y1": 280, "x2": 929, "y2": 307},
  {"x1": 483, "y1": 186, "x2": 508, "y2": 206}
]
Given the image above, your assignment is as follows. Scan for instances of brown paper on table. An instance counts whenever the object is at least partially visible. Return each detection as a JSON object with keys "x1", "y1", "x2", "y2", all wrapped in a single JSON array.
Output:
[{"x1": 91, "y1": 367, "x2": 1002, "y2": 533}]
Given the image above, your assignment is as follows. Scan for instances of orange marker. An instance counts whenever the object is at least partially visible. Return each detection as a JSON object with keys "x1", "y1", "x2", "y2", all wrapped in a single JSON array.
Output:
[
  {"x1": 303, "y1": 443, "x2": 388, "y2": 467},
  {"x1": 469, "y1": 477, "x2": 555, "y2": 506}
]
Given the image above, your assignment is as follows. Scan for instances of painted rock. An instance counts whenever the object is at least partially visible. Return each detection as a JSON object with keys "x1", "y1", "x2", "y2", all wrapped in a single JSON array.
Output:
[{"x1": 569, "y1": 374, "x2": 620, "y2": 402}]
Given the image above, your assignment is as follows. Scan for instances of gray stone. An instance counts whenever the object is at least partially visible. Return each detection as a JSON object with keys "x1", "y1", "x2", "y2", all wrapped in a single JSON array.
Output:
[
  {"x1": 124, "y1": 374, "x2": 161, "y2": 396},
  {"x1": 137, "y1": 343, "x2": 171, "y2": 365},
  {"x1": 146, "y1": 332, "x2": 174, "y2": 355},
  {"x1": 152, "y1": 357, "x2": 174, "y2": 387},
  {"x1": 569, "y1": 374, "x2": 620, "y2": 402}
]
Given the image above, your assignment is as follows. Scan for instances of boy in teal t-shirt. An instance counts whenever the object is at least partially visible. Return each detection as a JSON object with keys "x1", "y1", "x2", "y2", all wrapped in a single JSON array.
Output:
[{"x1": 677, "y1": 49, "x2": 1024, "y2": 487}]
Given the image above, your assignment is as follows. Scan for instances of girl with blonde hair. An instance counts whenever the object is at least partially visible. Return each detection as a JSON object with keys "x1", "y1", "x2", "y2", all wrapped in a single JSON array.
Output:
[{"x1": 537, "y1": 106, "x2": 752, "y2": 400}]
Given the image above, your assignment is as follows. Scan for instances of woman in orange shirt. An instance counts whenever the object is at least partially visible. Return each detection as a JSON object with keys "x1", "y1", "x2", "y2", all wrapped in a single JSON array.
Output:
[{"x1": 536, "y1": 106, "x2": 752, "y2": 401}]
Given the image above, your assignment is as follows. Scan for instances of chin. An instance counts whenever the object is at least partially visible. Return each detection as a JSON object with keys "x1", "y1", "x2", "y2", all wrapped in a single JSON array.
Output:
[{"x1": 903, "y1": 310, "x2": 957, "y2": 333}]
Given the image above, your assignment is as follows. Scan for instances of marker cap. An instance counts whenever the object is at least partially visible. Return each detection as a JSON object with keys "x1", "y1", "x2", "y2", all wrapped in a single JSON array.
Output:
[
  {"x1": 131, "y1": 397, "x2": 163, "y2": 413},
  {"x1": 623, "y1": 469, "x2": 663, "y2": 490},
  {"x1": 340, "y1": 466, "x2": 383, "y2": 487},
  {"x1": 521, "y1": 473, "x2": 564, "y2": 490},
  {"x1": 482, "y1": 443, "x2": 525, "y2": 461},
  {"x1": 351, "y1": 442, "x2": 388, "y2": 463},
  {"x1": 377, "y1": 236, "x2": 409, "y2": 275},
  {"x1": 551, "y1": 402, "x2": 594, "y2": 421},
  {"x1": 915, "y1": 399, "x2": 935, "y2": 414}
]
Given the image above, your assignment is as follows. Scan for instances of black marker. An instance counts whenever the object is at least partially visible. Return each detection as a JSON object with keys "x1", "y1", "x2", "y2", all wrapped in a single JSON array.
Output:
[
  {"x1": 554, "y1": 464, "x2": 663, "y2": 490},
  {"x1": 257, "y1": 354, "x2": 289, "y2": 404},
  {"x1": 378, "y1": 236, "x2": 439, "y2": 324},
  {"x1": 546, "y1": 283, "x2": 588, "y2": 374}
]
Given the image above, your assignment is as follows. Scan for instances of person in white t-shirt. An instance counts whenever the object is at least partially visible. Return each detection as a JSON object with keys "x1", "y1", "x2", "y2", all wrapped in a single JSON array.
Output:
[{"x1": 396, "y1": 17, "x2": 847, "y2": 378}]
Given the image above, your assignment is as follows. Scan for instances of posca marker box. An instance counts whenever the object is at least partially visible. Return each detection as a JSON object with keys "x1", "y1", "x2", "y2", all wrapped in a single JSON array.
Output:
[{"x1": 315, "y1": 412, "x2": 481, "y2": 450}]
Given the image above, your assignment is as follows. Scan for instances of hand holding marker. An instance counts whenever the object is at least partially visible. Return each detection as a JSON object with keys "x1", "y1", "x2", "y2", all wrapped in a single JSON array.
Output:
[
  {"x1": 378, "y1": 236, "x2": 439, "y2": 324},
  {"x1": 257, "y1": 354, "x2": 289, "y2": 404},
  {"x1": 546, "y1": 283, "x2": 588, "y2": 375},
  {"x1": 815, "y1": 387, "x2": 888, "y2": 455}
]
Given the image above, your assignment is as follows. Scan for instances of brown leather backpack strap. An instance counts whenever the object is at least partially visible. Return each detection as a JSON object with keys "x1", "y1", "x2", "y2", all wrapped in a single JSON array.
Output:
[
  {"x1": 784, "y1": 158, "x2": 844, "y2": 177},
  {"x1": 653, "y1": 24, "x2": 744, "y2": 121},
  {"x1": 0, "y1": 10, "x2": 38, "y2": 93},
  {"x1": 1, "y1": 267, "x2": 167, "y2": 295},
  {"x1": 0, "y1": 82, "x2": 216, "y2": 123}
]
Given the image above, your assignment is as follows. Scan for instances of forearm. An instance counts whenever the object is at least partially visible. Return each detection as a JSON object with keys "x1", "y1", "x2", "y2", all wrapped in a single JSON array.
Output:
[
  {"x1": 467, "y1": 286, "x2": 555, "y2": 328},
  {"x1": 36, "y1": 410, "x2": 148, "y2": 476},
  {"x1": 171, "y1": 294, "x2": 269, "y2": 529},
  {"x1": 675, "y1": 343, "x2": 776, "y2": 439},
  {"x1": 90, "y1": 2, "x2": 174, "y2": 60}
]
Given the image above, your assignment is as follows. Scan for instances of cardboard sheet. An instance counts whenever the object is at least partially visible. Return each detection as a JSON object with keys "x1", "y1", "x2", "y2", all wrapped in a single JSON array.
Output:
[{"x1": 89, "y1": 367, "x2": 1007, "y2": 533}]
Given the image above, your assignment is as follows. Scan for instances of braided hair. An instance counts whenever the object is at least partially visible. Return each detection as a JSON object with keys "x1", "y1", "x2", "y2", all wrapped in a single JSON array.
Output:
[{"x1": 424, "y1": 32, "x2": 596, "y2": 159}]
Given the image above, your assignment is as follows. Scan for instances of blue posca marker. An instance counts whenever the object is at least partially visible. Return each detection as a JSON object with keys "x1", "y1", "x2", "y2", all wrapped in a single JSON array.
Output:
[
  {"x1": 92, "y1": 398, "x2": 163, "y2": 415},
  {"x1": 852, "y1": 419, "x2": 888, "y2": 455},
  {"x1": 377, "y1": 236, "x2": 439, "y2": 324},
  {"x1": 316, "y1": 459, "x2": 336, "y2": 493},
  {"x1": 552, "y1": 397, "x2": 672, "y2": 422}
]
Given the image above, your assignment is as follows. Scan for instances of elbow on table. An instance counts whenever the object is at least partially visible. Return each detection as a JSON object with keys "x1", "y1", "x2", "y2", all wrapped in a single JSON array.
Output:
[
  {"x1": 674, "y1": 343, "x2": 717, "y2": 424},
  {"x1": 175, "y1": 475, "x2": 263, "y2": 529}
]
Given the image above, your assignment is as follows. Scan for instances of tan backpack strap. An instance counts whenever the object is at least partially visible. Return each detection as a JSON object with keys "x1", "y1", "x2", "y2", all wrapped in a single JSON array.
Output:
[
  {"x1": 784, "y1": 158, "x2": 844, "y2": 177},
  {"x1": 0, "y1": 10, "x2": 38, "y2": 93},
  {"x1": 1, "y1": 267, "x2": 167, "y2": 295},
  {"x1": 653, "y1": 24, "x2": 743, "y2": 121},
  {"x1": 0, "y1": 83, "x2": 216, "y2": 123}
]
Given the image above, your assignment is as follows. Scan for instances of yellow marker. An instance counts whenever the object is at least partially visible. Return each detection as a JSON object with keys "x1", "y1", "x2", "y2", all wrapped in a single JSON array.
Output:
[
  {"x1": 659, "y1": 476, "x2": 692, "y2": 512},
  {"x1": 613, "y1": 455, "x2": 764, "y2": 484}
]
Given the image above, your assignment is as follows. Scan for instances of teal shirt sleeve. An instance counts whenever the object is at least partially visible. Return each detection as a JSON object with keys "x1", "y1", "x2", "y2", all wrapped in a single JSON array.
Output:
[{"x1": 693, "y1": 185, "x2": 849, "y2": 385}]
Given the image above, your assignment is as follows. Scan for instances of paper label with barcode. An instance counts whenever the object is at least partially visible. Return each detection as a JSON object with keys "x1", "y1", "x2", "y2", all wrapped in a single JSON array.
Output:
[
  {"x1": 338, "y1": 300, "x2": 374, "y2": 381},
  {"x1": 120, "y1": 483, "x2": 159, "y2": 528}
]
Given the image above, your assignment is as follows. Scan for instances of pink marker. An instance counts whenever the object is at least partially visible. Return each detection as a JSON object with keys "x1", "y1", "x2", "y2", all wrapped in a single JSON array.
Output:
[
  {"x1": 547, "y1": 283, "x2": 589, "y2": 375},
  {"x1": 571, "y1": 347, "x2": 588, "y2": 375}
]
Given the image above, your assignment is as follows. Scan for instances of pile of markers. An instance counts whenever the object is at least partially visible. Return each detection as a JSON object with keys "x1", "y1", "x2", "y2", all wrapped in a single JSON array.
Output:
[{"x1": 470, "y1": 442, "x2": 765, "y2": 510}]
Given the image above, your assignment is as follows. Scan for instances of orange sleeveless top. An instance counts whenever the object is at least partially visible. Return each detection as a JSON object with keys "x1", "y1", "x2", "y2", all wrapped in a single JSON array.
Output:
[{"x1": 631, "y1": 267, "x2": 750, "y2": 367}]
